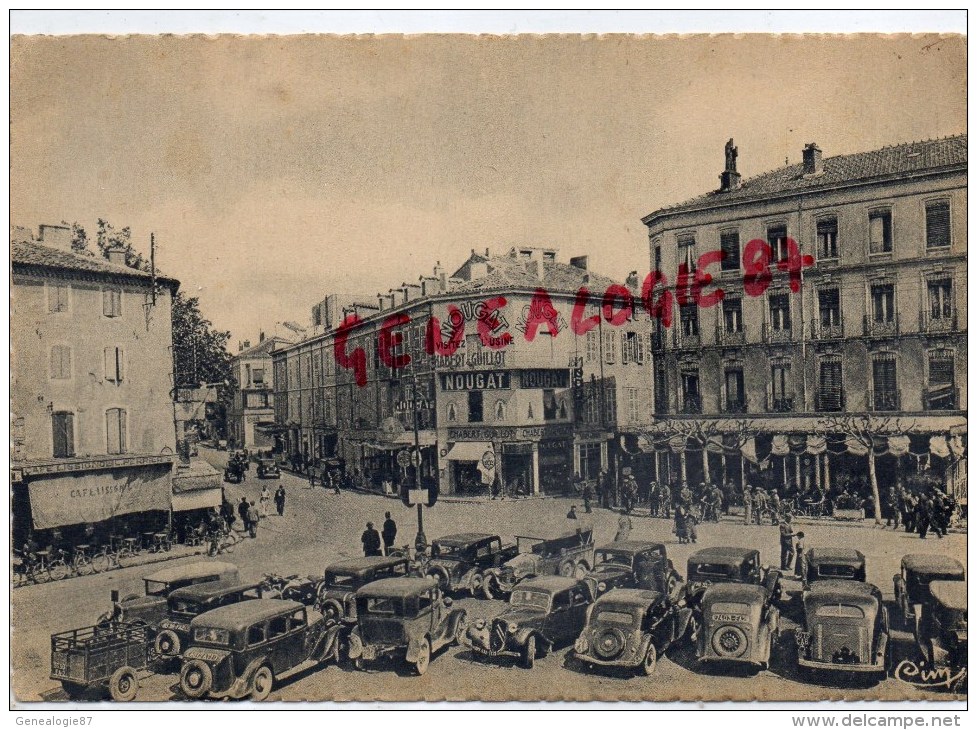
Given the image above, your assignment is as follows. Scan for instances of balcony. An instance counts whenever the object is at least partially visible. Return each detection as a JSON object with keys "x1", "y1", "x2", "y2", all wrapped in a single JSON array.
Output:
[
  {"x1": 679, "y1": 395, "x2": 702, "y2": 414},
  {"x1": 673, "y1": 329, "x2": 701, "y2": 350},
  {"x1": 815, "y1": 391, "x2": 845, "y2": 412},
  {"x1": 924, "y1": 386, "x2": 959, "y2": 411},
  {"x1": 716, "y1": 324, "x2": 747, "y2": 347},
  {"x1": 811, "y1": 317, "x2": 844, "y2": 340},
  {"x1": 863, "y1": 313, "x2": 900, "y2": 338},
  {"x1": 723, "y1": 398, "x2": 748, "y2": 414},
  {"x1": 920, "y1": 309, "x2": 960, "y2": 334},
  {"x1": 767, "y1": 394, "x2": 795, "y2": 413},
  {"x1": 870, "y1": 389, "x2": 902, "y2": 412},
  {"x1": 762, "y1": 323, "x2": 793, "y2": 344}
]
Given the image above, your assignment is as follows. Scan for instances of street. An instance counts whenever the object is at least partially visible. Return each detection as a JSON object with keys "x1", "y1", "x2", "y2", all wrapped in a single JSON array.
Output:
[{"x1": 12, "y1": 446, "x2": 964, "y2": 703}]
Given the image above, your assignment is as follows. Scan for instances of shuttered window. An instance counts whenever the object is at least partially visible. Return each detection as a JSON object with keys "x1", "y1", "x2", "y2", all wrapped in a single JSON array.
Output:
[
  {"x1": 104, "y1": 347, "x2": 126, "y2": 382},
  {"x1": 106, "y1": 408, "x2": 127, "y2": 454},
  {"x1": 720, "y1": 230, "x2": 740, "y2": 271},
  {"x1": 102, "y1": 288, "x2": 122, "y2": 317},
  {"x1": 872, "y1": 355, "x2": 898, "y2": 410},
  {"x1": 50, "y1": 345, "x2": 71, "y2": 379},
  {"x1": 52, "y1": 412, "x2": 75, "y2": 458},
  {"x1": 603, "y1": 330, "x2": 616, "y2": 364},
  {"x1": 47, "y1": 283, "x2": 70, "y2": 313},
  {"x1": 928, "y1": 279, "x2": 952, "y2": 320},
  {"x1": 926, "y1": 201, "x2": 951, "y2": 249},
  {"x1": 818, "y1": 359, "x2": 843, "y2": 412},
  {"x1": 927, "y1": 351, "x2": 955, "y2": 410},
  {"x1": 869, "y1": 210, "x2": 892, "y2": 254}
]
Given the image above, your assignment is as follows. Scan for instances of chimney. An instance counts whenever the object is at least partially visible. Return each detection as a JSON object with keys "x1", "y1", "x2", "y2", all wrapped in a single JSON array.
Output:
[
  {"x1": 238, "y1": 341, "x2": 244, "y2": 352},
  {"x1": 719, "y1": 138, "x2": 742, "y2": 192},
  {"x1": 569, "y1": 255, "x2": 589, "y2": 270},
  {"x1": 625, "y1": 271, "x2": 639, "y2": 289},
  {"x1": 484, "y1": 247, "x2": 490, "y2": 257},
  {"x1": 469, "y1": 261, "x2": 488, "y2": 280},
  {"x1": 243, "y1": 340, "x2": 251, "y2": 350},
  {"x1": 802, "y1": 143, "x2": 823, "y2": 176},
  {"x1": 259, "y1": 331, "x2": 265, "y2": 343},
  {"x1": 106, "y1": 246, "x2": 127, "y2": 266},
  {"x1": 527, "y1": 260, "x2": 543, "y2": 279},
  {"x1": 377, "y1": 294, "x2": 387, "y2": 311},
  {"x1": 38, "y1": 224, "x2": 72, "y2": 250}
]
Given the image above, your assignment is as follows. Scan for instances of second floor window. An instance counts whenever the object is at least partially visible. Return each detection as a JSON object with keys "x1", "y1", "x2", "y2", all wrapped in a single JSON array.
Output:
[
  {"x1": 102, "y1": 287, "x2": 122, "y2": 318},
  {"x1": 626, "y1": 387, "x2": 641, "y2": 423},
  {"x1": 767, "y1": 224, "x2": 789, "y2": 263},
  {"x1": 678, "y1": 235, "x2": 696, "y2": 273},
  {"x1": 52, "y1": 411, "x2": 75, "y2": 458},
  {"x1": 50, "y1": 345, "x2": 72, "y2": 379},
  {"x1": 816, "y1": 217, "x2": 838, "y2": 259},
  {"x1": 928, "y1": 279, "x2": 953, "y2": 320},
  {"x1": 723, "y1": 298, "x2": 743, "y2": 333},
  {"x1": 467, "y1": 390, "x2": 483, "y2": 423},
  {"x1": 872, "y1": 355, "x2": 898, "y2": 410},
  {"x1": 621, "y1": 331, "x2": 644, "y2": 365},
  {"x1": 680, "y1": 303, "x2": 699, "y2": 337},
  {"x1": 106, "y1": 408, "x2": 128, "y2": 455},
  {"x1": 818, "y1": 288, "x2": 841, "y2": 327},
  {"x1": 585, "y1": 331, "x2": 599, "y2": 363},
  {"x1": 927, "y1": 350, "x2": 955, "y2": 410},
  {"x1": 48, "y1": 283, "x2": 70, "y2": 313},
  {"x1": 252, "y1": 368, "x2": 265, "y2": 385},
  {"x1": 769, "y1": 294, "x2": 791, "y2": 330},
  {"x1": 680, "y1": 368, "x2": 700, "y2": 412},
  {"x1": 720, "y1": 230, "x2": 740, "y2": 271},
  {"x1": 653, "y1": 364, "x2": 669, "y2": 414},
  {"x1": 104, "y1": 347, "x2": 126, "y2": 383},
  {"x1": 871, "y1": 284, "x2": 895, "y2": 323},
  {"x1": 925, "y1": 200, "x2": 951, "y2": 249},
  {"x1": 725, "y1": 367, "x2": 745, "y2": 410},
  {"x1": 869, "y1": 209, "x2": 892, "y2": 254},
  {"x1": 818, "y1": 358, "x2": 843, "y2": 412},
  {"x1": 603, "y1": 330, "x2": 616, "y2": 364},
  {"x1": 771, "y1": 362, "x2": 792, "y2": 407}
]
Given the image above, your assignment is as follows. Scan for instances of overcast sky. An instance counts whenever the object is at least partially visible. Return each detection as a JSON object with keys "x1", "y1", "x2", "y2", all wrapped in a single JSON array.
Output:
[{"x1": 11, "y1": 34, "x2": 965, "y2": 345}]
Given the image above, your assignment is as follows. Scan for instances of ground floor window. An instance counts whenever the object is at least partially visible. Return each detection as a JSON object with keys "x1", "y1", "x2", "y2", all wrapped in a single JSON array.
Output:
[{"x1": 577, "y1": 442, "x2": 602, "y2": 480}]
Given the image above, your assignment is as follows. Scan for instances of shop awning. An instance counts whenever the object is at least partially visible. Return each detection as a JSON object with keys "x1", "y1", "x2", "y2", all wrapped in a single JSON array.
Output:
[
  {"x1": 172, "y1": 487, "x2": 222, "y2": 513},
  {"x1": 254, "y1": 421, "x2": 288, "y2": 434},
  {"x1": 445, "y1": 441, "x2": 493, "y2": 462}
]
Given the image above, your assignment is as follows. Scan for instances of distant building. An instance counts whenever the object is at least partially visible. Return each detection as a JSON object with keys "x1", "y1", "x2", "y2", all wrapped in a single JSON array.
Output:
[
  {"x1": 227, "y1": 334, "x2": 290, "y2": 450},
  {"x1": 641, "y1": 135, "x2": 966, "y2": 502},
  {"x1": 10, "y1": 224, "x2": 181, "y2": 546}
]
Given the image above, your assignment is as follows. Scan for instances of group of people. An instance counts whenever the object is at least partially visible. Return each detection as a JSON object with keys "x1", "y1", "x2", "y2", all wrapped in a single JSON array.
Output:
[
  {"x1": 360, "y1": 512, "x2": 399, "y2": 557},
  {"x1": 742, "y1": 484, "x2": 786, "y2": 525},
  {"x1": 885, "y1": 485, "x2": 957, "y2": 539}
]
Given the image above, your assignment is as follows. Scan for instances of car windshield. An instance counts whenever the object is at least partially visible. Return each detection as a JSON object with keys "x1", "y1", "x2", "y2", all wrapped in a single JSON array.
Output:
[
  {"x1": 144, "y1": 579, "x2": 170, "y2": 597},
  {"x1": 692, "y1": 563, "x2": 733, "y2": 579},
  {"x1": 816, "y1": 604, "x2": 864, "y2": 619},
  {"x1": 818, "y1": 564, "x2": 856, "y2": 578},
  {"x1": 169, "y1": 599, "x2": 205, "y2": 616},
  {"x1": 363, "y1": 596, "x2": 403, "y2": 616},
  {"x1": 324, "y1": 573, "x2": 357, "y2": 590},
  {"x1": 510, "y1": 589, "x2": 551, "y2": 611},
  {"x1": 595, "y1": 550, "x2": 632, "y2": 568},
  {"x1": 193, "y1": 627, "x2": 230, "y2": 645},
  {"x1": 594, "y1": 609, "x2": 637, "y2": 627},
  {"x1": 434, "y1": 544, "x2": 463, "y2": 557}
]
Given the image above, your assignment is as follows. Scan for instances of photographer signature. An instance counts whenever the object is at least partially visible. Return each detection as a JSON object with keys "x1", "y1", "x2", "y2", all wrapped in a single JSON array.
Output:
[{"x1": 894, "y1": 658, "x2": 967, "y2": 690}]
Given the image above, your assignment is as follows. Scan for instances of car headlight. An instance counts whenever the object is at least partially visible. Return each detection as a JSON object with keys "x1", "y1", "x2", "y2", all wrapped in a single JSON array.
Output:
[
  {"x1": 475, "y1": 619, "x2": 486, "y2": 630},
  {"x1": 507, "y1": 622, "x2": 518, "y2": 634},
  {"x1": 574, "y1": 636, "x2": 589, "y2": 654},
  {"x1": 597, "y1": 582, "x2": 607, "y2": 592}
]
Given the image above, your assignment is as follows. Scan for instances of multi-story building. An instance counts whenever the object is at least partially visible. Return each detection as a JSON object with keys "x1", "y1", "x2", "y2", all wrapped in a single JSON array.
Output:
[
  {"x1": 10, "y1": 224, "x2": 181, "y2": 546},
  {"x1": 226, "y1": 335, "x2": 290, "y2": 450},
  {"x1": 641, "y1": 135, "x2": 966, "y2": 502},
  {"x1": 273, "y1": 248, "x2": 654, "y2": 496}
]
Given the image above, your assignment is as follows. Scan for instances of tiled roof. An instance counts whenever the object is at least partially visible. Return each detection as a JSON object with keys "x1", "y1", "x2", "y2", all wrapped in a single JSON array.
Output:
[
  {"x1": 231, "y1": 336, "x2": 291, "y2": 360},
  {"x1": 449, "y1": 255, "x2": 620, "y2": 296},
  {"x1": 11, "y1": 240, "x2": 180, "y2": 287},
  {"x1": 645, "y1": 134, "x2": 967, "y2": 222}
]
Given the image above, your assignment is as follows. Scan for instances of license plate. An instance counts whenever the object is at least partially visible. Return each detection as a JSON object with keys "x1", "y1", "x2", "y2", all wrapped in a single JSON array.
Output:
[
  {"x1": 713, "y1": 613, "x2": 748, "y2": 623},
  {"x1": 51, "y1": 653, "x2": 68, "y2": 677}
]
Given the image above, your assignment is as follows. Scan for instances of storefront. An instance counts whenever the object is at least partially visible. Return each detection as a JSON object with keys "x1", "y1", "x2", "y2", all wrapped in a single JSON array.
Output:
[
  {"x1": 444, "y1": 440, "x2": 496, "y2": 495},
  {"x1": 171, "y1": 462, "x2": 223, "y2": 542},
  {"x1": 538, "y1": 437, "x2": 573, "y2": 495}
]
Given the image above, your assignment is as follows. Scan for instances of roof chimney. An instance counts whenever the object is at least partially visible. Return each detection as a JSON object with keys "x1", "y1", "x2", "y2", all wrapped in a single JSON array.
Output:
[
  {"x1": 259, "y1": 331, "x2": 265, "y2": 343},
  {"x1": 106, "y1": 246, "x2": 127, "y2": 266},
  {"x1": 38, "y1": 224, "x2": 72, "y2": 250},
  {"x1": 719, "y1": 138, "x2": 741, "y2": 192},
  {"x1": 625, "y1": 271, "x2": 639, "y2": 290},
  {"x1": 802, "y1": 142, "x2": 823, "y2": 176},
  {"x1": 569, "y1": 255, "x2": 589, "y2": 270}
]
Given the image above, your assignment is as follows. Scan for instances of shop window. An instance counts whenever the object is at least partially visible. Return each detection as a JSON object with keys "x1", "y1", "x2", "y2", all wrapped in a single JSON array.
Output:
[
  {"x1": 52, "y1": 411, "x2": 75, "y2": 458},
  {"x1": 869, "y1": 209, "x2": 892, "y2": 254},
  {"x1": 926, "y1": 200, "x2": 951, "y2": 249},
  {"x1": 106, "y1": 408, "x2": 128, "y2": 455},
  {"x1": 816, "y1": 217, "x2": 838, "y2": 260},
  {"x1": 720, "y1": 230, "x2": 740, "y2": 271},
  {"x1": 50, "y1": 345, "x2": 72, "y2": 380},
  {"x1": 467, "y1": 391, "x2": 483, "y2": 423},
  {"x1": 578, "y1": 442, "x2": 601, "y2": 480}
]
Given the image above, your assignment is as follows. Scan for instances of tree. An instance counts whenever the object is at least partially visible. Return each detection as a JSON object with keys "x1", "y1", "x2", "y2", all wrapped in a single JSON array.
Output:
[{"x1": 61, "y1": 220, "x2": 92, "y2": 256}]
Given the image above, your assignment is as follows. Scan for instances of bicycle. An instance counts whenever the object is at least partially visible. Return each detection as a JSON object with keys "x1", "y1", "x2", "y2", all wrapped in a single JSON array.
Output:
[
  {"x1": 207, "y1": 528, "x2": 239, "y2": 556},
  {"x1": 13, "y1": 549, "x2": 49, "y2": 586},
  {"x1": 69, "y1": 544, "x2": 96, "y2": 577},
  {"x1": 90, "y1": 540, "x2": 139, "y2": 574}
]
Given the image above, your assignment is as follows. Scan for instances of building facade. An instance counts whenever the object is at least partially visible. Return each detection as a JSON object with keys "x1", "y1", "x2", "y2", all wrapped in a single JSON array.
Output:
[
  {"x1": 10, "y1": 224, "x2": 181, "y2": 545},
  {"x1": 273, "y1": 248, "x2": 655, "y2": 496},
  {"x1": 641, "y1": 135, "x2": 967, "y2": 505},
  {"x1": 227, "y1": 335, "x2": 289, "y2": 450}
]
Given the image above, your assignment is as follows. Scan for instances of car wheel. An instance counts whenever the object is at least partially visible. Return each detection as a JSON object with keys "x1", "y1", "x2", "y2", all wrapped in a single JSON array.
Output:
[
  {"x1": 574, "y1": 562, "x2": 590, "y2": 579},
  {"x1": 321, "y1": 600, "x2": 343, "y2": 625},
  {"x1": 641, "y1": 642, "x2": 659, "y2": 676},
  {"x1": 522, "y1": 635, "x2": 537, "y2": 669},
  {"x1": 353, "y1": 657, "x2": 366, "y2": 671},
  {"x1": 482, "y1": 576, "x2": 497, "y2": 600},
  {"x1": 108, "y1": 667, "x2": 139, "y2": 702},
  {"x1": 154, "y1": 630, "x2": 181, "y2": 657},
  {"x1": 558, "y1": 560, "x2": 574, "y2": 577},
  {"x1": 179, "y1": 659, "x2": 213, "y2": 699},
  {"x1": 250, "y1": 665, "x2": 274, "y2": 701},
  {"x1": 412, "y1": 638, "x2": 431, "y2": 676}
]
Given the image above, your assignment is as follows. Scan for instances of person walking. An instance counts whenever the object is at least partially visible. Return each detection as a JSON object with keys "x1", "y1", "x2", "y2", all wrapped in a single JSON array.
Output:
[
  {"x1": 381, "y1": 512, "x2": 397, "y2": 555},
  {"x1": 259, "y1": 485, "x2": 271, "y2": 519},
  {"x1": 916, "y1": 497, "x2": 932, "y2": 539},
  {"x1": 743, "y1": 485, "x2": 753, "y2": 526},
  {"x1": 246, "y1": 500, "x2": 259, "y2": 538},
  {"x1": 779, "y1": 514, "x2": 796, "y2": 570},
  {"x1": 361, "y1": 522, "x2": 382, "y2": 557},
  {"x1": 769, "y1": 490, "x2": 782, "y2": 525},
  {"x1": 582, "y1": 481, "x2": 595, "y2": 514},
  {"x1": 237, "y1": 497, "x2": 249, "y2": 531},
  {"x1": 274, "y1": 485, "x2": 286, "y2": 516},
  {"x1": 614, "y1": 511, "x2": 632, "y2": 542},
  {"x1": 794, "y1": 531, "x2": 807, "y2": 585}
]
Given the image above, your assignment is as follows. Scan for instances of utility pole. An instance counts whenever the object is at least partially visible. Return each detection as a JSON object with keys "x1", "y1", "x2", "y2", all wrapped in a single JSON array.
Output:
[{"x1": 410, "y1": 363, "x2": 426, "y2": 550}]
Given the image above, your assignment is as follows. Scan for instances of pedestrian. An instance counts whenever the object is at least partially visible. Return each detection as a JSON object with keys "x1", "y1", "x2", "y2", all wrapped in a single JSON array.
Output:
[
  {"x1": 566, "y1": 505, "x2": 579, "y2": 520},
  {"x1": 679, "y1": 482, "x2": 692, "y2": 507},
  {"x1": 259, "y1": 485, "x2": 271, "y2": 518},
  {"x1": 674, "y1": 503, "x2": 689, "y2": 544},
  {"x1": 274, "y1": 485, "x2": 286, "y2": 516},
  {"x1": 382, "y1": 512, "x2": 397, "y2": 555},
  {"x1": 614, "y1": 511, "x2": 632, "y2": 542},
  {"x1": 779, "y1": 514, "x2": 796, "y2": 570},
  {"x1": 238, "y1": 496, "x2": 249, "y2": 529},
  {"x1": 794, "y1": 531, "x2": 807, "y2": 584},
  {"x1": 769, "y1": 490, "x2": 782, "y2": 525},
  {"x1": 916, "y1": 497, "x2": 932, "y2": 539},
  {"x1": 599, "y1": 469, "x2": 612, "y2": 509},
  {"x1": 333, "y1": 470, "x2": 342, "y2": 495},
  {"x1": 709, "y1": 484, "x2": 723, "y2": 523},
  {"x1": 361, "y1": 522, "x2": 382, "y2": 557},
  {"x1": 246, "y1": 501, "x2": 259, "y2": 538},
  {"x1": 308, "y1": 463, "x2": 316, "y2": 489},
  {"x1": 582, "y1": 481, "x2": 595, "y2": 513},
  {"x1": 743, "y1": 486, "x2": 753, "y2": 526},
  {"x1": 885, "y1": 487, "x2": 899, "y2": 529}
]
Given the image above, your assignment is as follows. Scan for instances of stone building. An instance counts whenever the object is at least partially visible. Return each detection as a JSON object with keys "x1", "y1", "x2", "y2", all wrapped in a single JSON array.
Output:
[
  {"x1": 226, "y1": 334, "x2": 290, "y2": 450},
  {"x1": 640, "y1": 135, "x2": 967, "y2": 505}
]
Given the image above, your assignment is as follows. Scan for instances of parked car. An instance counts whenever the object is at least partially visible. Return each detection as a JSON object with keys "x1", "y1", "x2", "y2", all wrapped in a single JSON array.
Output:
[
  {"x1": 894, "y1": 554, "x2": 965, "y2": 629},
  {"x1": 466, "y1": 576, "x2": 595, "y2": 668},
  {"x1": 154, "y1": 579, "x2": 264, "y2": 658},
  {"x1": 584, "y1": 541, "x2": 683, "y2": 598},
  {"x1": 347, "y1": 577, "x2": 467, "y2": 675},
  {"x1": 424, "y1": 533, "x2": 519, "y2": 596},
  {"x1": 795, "y1": 580, "x2": 890, "y2": 677},
  {"x1": 686, "y1": 547, "x2": 782, "y2": 606},
  {"x1": 317, "y1": 556, "x2": 411, "y2": 624},
  {"x1": 914, "y1": 580, "x2": 967, "y2": 689},
  {"x1": 256, "y1": 457, "x2": 280, "y2": 479},
  {"x1": 696, "y1": 582, "x2": 780, "y2": 669},
  {"x1": 98, "y1": 561, "x2": 239, "y2": 630},
  {"x1": 481, "y1": 528, "x2": 595, "y2": 598},
  {"x1": 804, "y1": 548, "x2": 866, "y2": 586},
  {"x1": 179, "y1": 599, "x2": 342, "y2": 700},
  {"x1": 573, "y1": 588, "x2": 693, "y2": 675}
]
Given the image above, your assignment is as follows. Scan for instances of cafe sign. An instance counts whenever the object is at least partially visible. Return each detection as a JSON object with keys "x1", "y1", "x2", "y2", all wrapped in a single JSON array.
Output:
[{"x1": 440, "y1": 371, "x2": 511, "y2": 392}]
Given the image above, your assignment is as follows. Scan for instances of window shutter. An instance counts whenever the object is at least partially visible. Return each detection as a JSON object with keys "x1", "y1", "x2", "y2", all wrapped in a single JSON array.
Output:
[
  {"x1": 106, "y1": 409, "x2": 120, "y2": 454},
  {"x1": 926, "y1": 202, "x2": 951, "y2": 248},
  {"x1": 50, "y1": 347, "x2": 59, "y2": 378},
  {"x1": 104, "y1": 347, "x2": 115, "y2": 381},
  {"x1": 621, "y1": 332, "x2": 630, "y2": 365},
  {"x1": 928, "y1": 355, "x2": 954, "y2": 387},
  {"x1": 119, "y1": 410, "x2": 127, "y2": 453},
  {"x1": 103, "y1": 289, "x2": 112, "y2": 316},
  {"x1": 720, "y1": 231, "x2": 740, "y2": 271},
  {"x1": 117, "y1": 348, "x2": 126, "y2": 382}
]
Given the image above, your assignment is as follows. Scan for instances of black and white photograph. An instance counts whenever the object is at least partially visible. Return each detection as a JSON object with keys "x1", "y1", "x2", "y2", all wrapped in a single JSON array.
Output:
[{"x1": 8, "y1": 11, "x2": 968, "y2": 710}]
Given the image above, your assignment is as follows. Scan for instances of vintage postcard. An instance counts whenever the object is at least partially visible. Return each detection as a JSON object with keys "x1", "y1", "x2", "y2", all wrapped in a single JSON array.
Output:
[{"x1": 9, "y1": 25, "x2": 967, "y2": 706}]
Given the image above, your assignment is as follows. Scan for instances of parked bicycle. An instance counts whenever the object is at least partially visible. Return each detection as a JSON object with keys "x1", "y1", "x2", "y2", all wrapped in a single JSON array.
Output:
[
  {"x1": 207, "y1": 527, "x2": 240, "y2": 557},
  {"x1": 90, "y1": 539, "x2": 140, "y2": 574}
]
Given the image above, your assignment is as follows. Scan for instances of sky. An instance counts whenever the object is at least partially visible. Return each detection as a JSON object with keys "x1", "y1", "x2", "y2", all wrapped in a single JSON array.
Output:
[{"x1": 10, "y1": 33, "x2": 966, "y2": 346}]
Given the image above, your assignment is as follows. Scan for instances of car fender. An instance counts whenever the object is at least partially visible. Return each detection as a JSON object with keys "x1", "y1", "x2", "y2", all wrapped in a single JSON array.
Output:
[
  {"x1": 460, "y1": 568, "x2": 481, "y2": 591},
  {"x1": 347, "y1": 627, "x2": 363, "y2": 659},
  {"x1": 226, "y1": 655, "x2": 270, "y2": 699},
  {"x1": 674, "y1": 606, "x2": 694, "y2": 640},
  {"x1": 513, "y1": 627, "x2": 550, "y2": 651},
  {"x1": 311, "y1": 623, "x2": 345, "y2": 663},
  {"x1": 406, "y1": 634, "x2": 431, "y2": 663}
]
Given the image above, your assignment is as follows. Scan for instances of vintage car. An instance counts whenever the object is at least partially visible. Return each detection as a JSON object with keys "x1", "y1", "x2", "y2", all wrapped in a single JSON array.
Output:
[
  {"x1": 481, "y1": 528, "x2": 595, "y2": 598},
  {"x1": 894, "y1": 554, "x2": 965, "y2": 629},
  {"x1": 347, "y1": 577, "x2": 467, "y2": 675},
  {"x1": 98, "y1": 561, "x2": 239, "y2": 630},
  {"x1": 179, "y1": 599, "x2": 342, "y2": 700},
  {"x1": 317, "y1": 556, "x2": 411, "y2": 624},
  {"x1": 154, "y1": 579, "x2": 264, "y2": 657},
  {"x1": 424, "y1": 533, "x2": 519, "y2": 596},
  {"x1": 573, "y1": 588, "x2": 694, "y2": 675},
  {"x1": 686, "y1": 547, "x2": 782, "y2": 606},
  {"x1": 804, "y1": 548, "x2": 866, "y2": 586},
  {"x1": 467, "y1": 576, "x2": 595, "y2": 668},
  {"x1": 256, "y1": 457, "x2": 280, "y2": 479},
  {"x1": 697, "y1": 582, "x2": 780, "y2": 669},
  {"x1": 914, "y1": 580, "x2": 967, "y2": 685},
  {"x1": 795, "y1": 580, "x2": 890, "y2": 676},
  {"x1": 583, "y1": 541, "x2": 683, "y2": 598}
]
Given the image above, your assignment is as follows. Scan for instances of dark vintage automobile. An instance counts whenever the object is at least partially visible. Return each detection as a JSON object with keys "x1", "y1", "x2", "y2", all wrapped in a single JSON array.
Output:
[
  {"x1": 256, "y1": 457, "x2": 281, "y2": 479},
  {"x1": 894, "y1": 554, "x2": 965, "y2": 629},
  {"x1": 573, "y1": 588, "x2": 693, "y2": 675},
  {"x1": 98, "y1": 561, "x2": 240, "y2": 631},
  {"x1": 317, "y1": 556, "x2": 411, "y2": 624},
  {"x1": 424, "y1": 533, "x2": 519, "y2": 596},
  {"x1": 466, "y1": 576, "x2": 595, "y2": 669},
  {"x1": 583, "y1": 541, "x2": 683, "y2": 598},
  {"x1": 697, "y1": 582, "x2": 780, "y2": 669},
  {"x1": 804, "y1": 548, "x2": 866, "y2": 586},
  {"x1": 179, "y1": 599, "x2": 342, "y2": 700},
  {"x1": 686, "y1": 547, "x2": 782, "y2": 606},
  {"x1": 914, "y1": 580, "x2": 967, "y2": 690},
  {"x1": 154, "y1": 579, "x2": 264, "y2": 658},
  {"x1": 481, "y1": 528, "x2": 595, "y2": 599},
  {"x1": 347, "y1": 577, "x2": 467, "y2": 675},
  {"x1": 795, "y1": 580, "x2": 890, "y2": 677},
  {"x1": 223, "y1": 452, "x2": 247, "y2": 483}
]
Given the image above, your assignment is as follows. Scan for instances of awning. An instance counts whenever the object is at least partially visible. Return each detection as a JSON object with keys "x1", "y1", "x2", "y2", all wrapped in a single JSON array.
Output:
[
  {"x1": 445, "y1": 441, "x2": 493, "y2": 462},
  {"x1": 255, "y1": 422, "x2": 289, "y2": 434},
  {"x1": 172, "y1": 487, "x2": 222, "y2": 512},
  {"x1": 172, "y1": 472, "x2": 221, "y2": 494}
]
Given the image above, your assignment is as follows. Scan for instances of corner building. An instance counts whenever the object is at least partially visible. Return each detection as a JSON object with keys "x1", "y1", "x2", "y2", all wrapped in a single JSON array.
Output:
[{"x1": 642, "y1": 136, "x2": 966, "y2": 504}]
